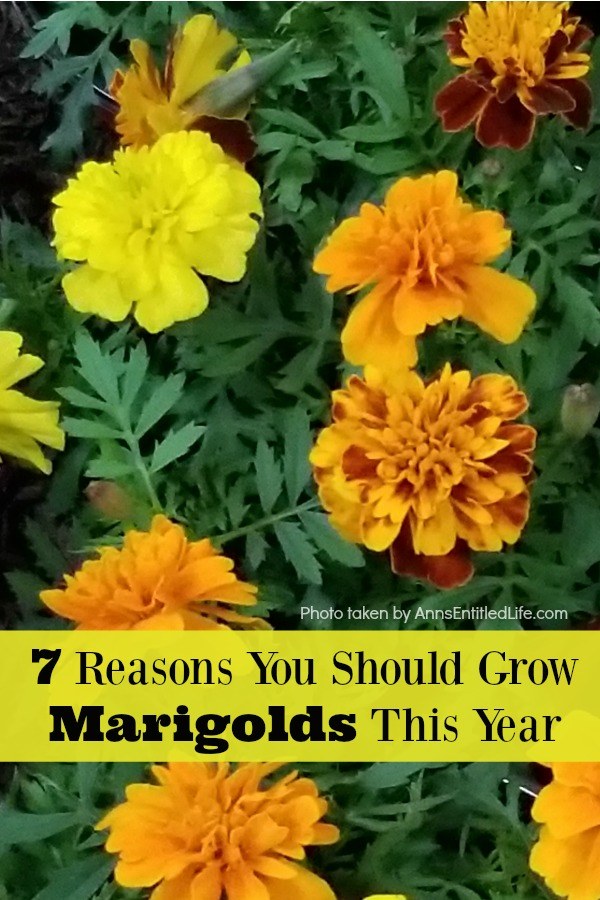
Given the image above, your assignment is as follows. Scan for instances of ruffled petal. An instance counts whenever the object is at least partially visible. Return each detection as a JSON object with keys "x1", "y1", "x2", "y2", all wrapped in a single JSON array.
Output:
[
  {"x1": 475, "y1": 94, "x2": 536, "y2": 150},
  {"x1": 262, "y1": 866, "x2": 336, "y2": 900},
  {"x1": 458, "y1": 265, "x2": 535, "y2": 343},
  {"x1": 62, "y1": 266, "x2": 132, "y2": 321},
  {"x1": 559, "y1": 78, "x2": 593, "y2": 128},
  {"x1": 435, "y1": 74, "x2": 489, "y2": 131},
  {"x1": 134, "y1": 266, "x2": 209, "y2": 332},
  {"x1": 521, "y1": 80, "x2": 575, "y2": 115},
  {"x1": 390, "y1": 526, "x2": 473, "y2": 590},
  {"x1": 341, "y1": 290, "x2": 418, "y2": 370}
]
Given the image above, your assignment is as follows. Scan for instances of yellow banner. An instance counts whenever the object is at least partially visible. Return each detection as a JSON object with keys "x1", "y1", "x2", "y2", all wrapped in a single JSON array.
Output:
[{"x1": 1, "y1": 630, "x2": 599, "y2": 761}]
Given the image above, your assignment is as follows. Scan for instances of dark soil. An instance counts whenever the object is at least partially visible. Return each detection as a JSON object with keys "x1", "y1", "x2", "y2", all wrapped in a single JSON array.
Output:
[{"x1": 0, "y1": 2, "x2": 58, "y2": 222}]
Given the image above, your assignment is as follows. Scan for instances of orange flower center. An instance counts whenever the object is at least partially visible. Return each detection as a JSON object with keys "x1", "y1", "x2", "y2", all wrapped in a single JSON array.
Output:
[
  {"x1": 375, "y1": 205, "x2": 478, "y2": 293},
  {"x1": 173, "y1": 790, "x2": 263, "y2": 865},
  {"x1": 354, "y1": 387, "x2": 488, "y2": 505}
]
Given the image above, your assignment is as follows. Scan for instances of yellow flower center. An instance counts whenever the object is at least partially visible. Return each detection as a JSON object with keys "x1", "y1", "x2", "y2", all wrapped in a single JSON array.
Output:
[{"x1": 459, "y1": 1, "x2": 568, "y2": 86}]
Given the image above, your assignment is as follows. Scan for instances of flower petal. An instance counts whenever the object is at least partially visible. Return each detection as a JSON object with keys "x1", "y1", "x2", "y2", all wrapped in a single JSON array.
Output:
[
  {"x1": 392, "y1": 287, "x2": 463, "y2": 336},
  {"x1": 341, "y1": 289, "x2": 418, "y2": 370},
  {"x1": 458, "y1": 265, "x2": 535, "y2": 343},
  {"x1": 475, "y1": 94, "x2": 535, "y2": 150},
  {"x1": 521, "y1": 81, "x2": 575, "y2": 115},
  {"x1": 411, "y1": 501, "x2": 457, "y2": 557},
  {"x1": 559, "y1": 78, "x2": 593, "y2": 128},
  {"x1": 170, "y1": 14, "x2": 244, "y2": 106},
  {"x1": 262, "y1": 866, "x2": 336, "y2": 900},
  {"x1": 62, "y1": 266, "x2": 132, "y2": 321},
  {"x1": 532, "y1": 782, "x2": 600, "y2": 838},
  {"x1": 435, "y1": 74, "x2": 489, "y2": 132},
  {"x1": 134, "y1": 266, "x2": 209, "y2": 332},
  {"x1": 151, "y1": 870, "x2": 197, "y2": 900},
  {"x1": 390, "y1": 528, "x2": 473, "y2": 590},
  {"x1": 223, "y1": 865, "x2": 270, "y2": 900},
  {"x1": 190, "y1": 865, "x2": 223, "y2": 900},
  {"x1": 193, "y1": 115, "x2": 257, "y2": 163},
  {"x1": 530, "y1": 826, "x2": 600, "y2": 900}
]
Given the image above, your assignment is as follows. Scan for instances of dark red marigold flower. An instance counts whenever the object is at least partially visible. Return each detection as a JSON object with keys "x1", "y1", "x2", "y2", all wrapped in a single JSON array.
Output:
[{"x1": 435, "y1": 2, "x2": 593, "y2": 150}]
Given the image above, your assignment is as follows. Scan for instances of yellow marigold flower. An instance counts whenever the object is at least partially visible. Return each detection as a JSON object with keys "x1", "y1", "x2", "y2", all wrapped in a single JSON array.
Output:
[
  {"x1": 530, "y1": 763, "x2": 600, "y2": 900},
  {"x1": 110, "y1": 13, "x2": 250, "y2": 150},
  {"x1": 52, "y1": 130, "x2": 262, "y2": 333},
  {"x1": 310, "y1": 364, "x2": 536, "y2": 589},
  {"x1": 436, "y1": 2, "x2": 593, "y2": 150},
  {"x1": 40, "y1": 515, "x2": 266, "y2": 631},
  {"x1": 0, "y1": 331, "x2": 64, "y2": 474},
  {"x1": 96, "y1": 762, "x2": 339, "y2": 900},
  {"x1": 313, "y1": 171, "x2": 535, "y2": 371}
]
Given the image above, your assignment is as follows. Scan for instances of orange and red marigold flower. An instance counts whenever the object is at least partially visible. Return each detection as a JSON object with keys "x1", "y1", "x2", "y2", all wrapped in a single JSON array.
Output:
[
  {"x1": 40, "y1": 514, "x2": 267, "y2": 631},
  {"x1": 313, "y1": 171, "x2": 535, "y2": 372},
  {"x1": 530, "y1": 763, "x2": 600, "y2": 900},
  {"x1": 435, "y1": 2, "x2": 593, "y2": 150},
  {"x1": 97, "y1": 762, "x2": 339, "y2": 900},
  {"x1": 310, "y1": 364, "x2": 536, "y2": 590}
]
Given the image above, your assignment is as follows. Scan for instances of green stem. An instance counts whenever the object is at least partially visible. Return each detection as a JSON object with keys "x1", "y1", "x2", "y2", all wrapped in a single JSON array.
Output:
[
  {"x1": 215, "y1": 498, "x2": 320, "y2": 546},
  {"x1": 130, "y1": 441, "x2": 161, "y2": 512},
  {"x1": 116, "y1": 412, "x2": 161, "y2": 512}
]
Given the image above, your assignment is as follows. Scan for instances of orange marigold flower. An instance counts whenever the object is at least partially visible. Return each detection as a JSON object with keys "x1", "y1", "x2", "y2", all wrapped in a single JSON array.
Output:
[
  {"x1": 110, "y1": 14, "x2": 254, "y2": 161},
  {"x1": 530, "y1": 763, "x2": 600, "y2": 900},
  {"x1": 313, "y1": 171, "x2": 535, "y2": 372},
  {"x1": 435, "y1": 2, "x2": 593, "y2": 150},
  {"x1": 310, "y1": 364, "x2": 536, "y2": 590},
  {"x1": 40, "y1": 515, "x2": 266, "y2": 631},
  {"x1": 96, "y1": 762, "x2": 339, "y2": 900}
]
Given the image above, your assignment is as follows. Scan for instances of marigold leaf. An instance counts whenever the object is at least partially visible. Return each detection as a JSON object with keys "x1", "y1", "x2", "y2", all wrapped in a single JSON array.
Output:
[
  {"x1": 85, "y1": 458, "x2": 135, "y2": 480},
  {"x1": 360, "y1": 762, "x2": 447, "y2": 791},
  {"x1": 346, "y1": 12, "x2": 410, "y2": 124},
  {"x1": 273, "y1": 521, "x2": 322, "y2": 584},
  {"x1": 255, "y1": 440, "x2": 283, "y2": 514},
  {"x1": 258, "y1": 108, "x2": 325, "y2": 140},
  {"x1": 24, "y1": 520, "x2": 67, "y2": 581},
  {"x1": 56, "y1": 387, "x2": 107, "y2": 412},
  {"x1": 339, "y1": 122, "x2": 408, "y2": 143},
  {"x1": 62, "y1": 418, "x2": 122, "y2": 440},
  {"x1": 300, "y1": 511, "x2": 365, "y2": 567},
  {"x1": 72, "y1": 332, "x2": 121, "y2": 408},
  {"x1": 0, "y1": 809, "x2": 78, "y2": 846},
  {"x1": 41, "y1": 75, "x2": 95, "y2": 157},
  {"x1": 5, "y1": 572, "x2": 48, "y2": 616},
  {"x1": 121, "y1": 343, "x2": 149, "y2": 413},
  {"x1": 554, "y1": 271, "x2": 600, "y2": 345},
  {"x1": 283, "y1": 408, "x2": 312, "y2": 504},
  {"x1": 21, "y1": 8, "x2": 82, "y2": 58},
  {"x1": 200, "y1": 335, "x2": 275, "y2": 377},
  {"x1": 562, "y1": 501, "x2": 600, "y2": 570},
  {"x1": 31, "y1": 855, "x2": 114, "y2": 900},
  {"x1": 149, "y1": 423, "x2": 205, "y2": 473},
  {"x1": 134, "y1": 374, "x2": 185, "y2": 438},
  {"x1": 246, "y1": 531, "x2": 269, "y2": 569}
]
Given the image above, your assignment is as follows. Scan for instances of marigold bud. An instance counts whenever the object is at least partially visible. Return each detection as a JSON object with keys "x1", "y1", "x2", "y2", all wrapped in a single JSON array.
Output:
[
  {"x1": 85, "y1": 481, "x2": 132, "y2": 520},
  {"x1": 480, "y1": 157, "x2": 502, "y2": 178},
  {"x1": 184, "y1": 40, "x2": 296, "y2": 118},
  {"x1": 561, "y1": 383, "x2": 600, "y2": 439}
]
